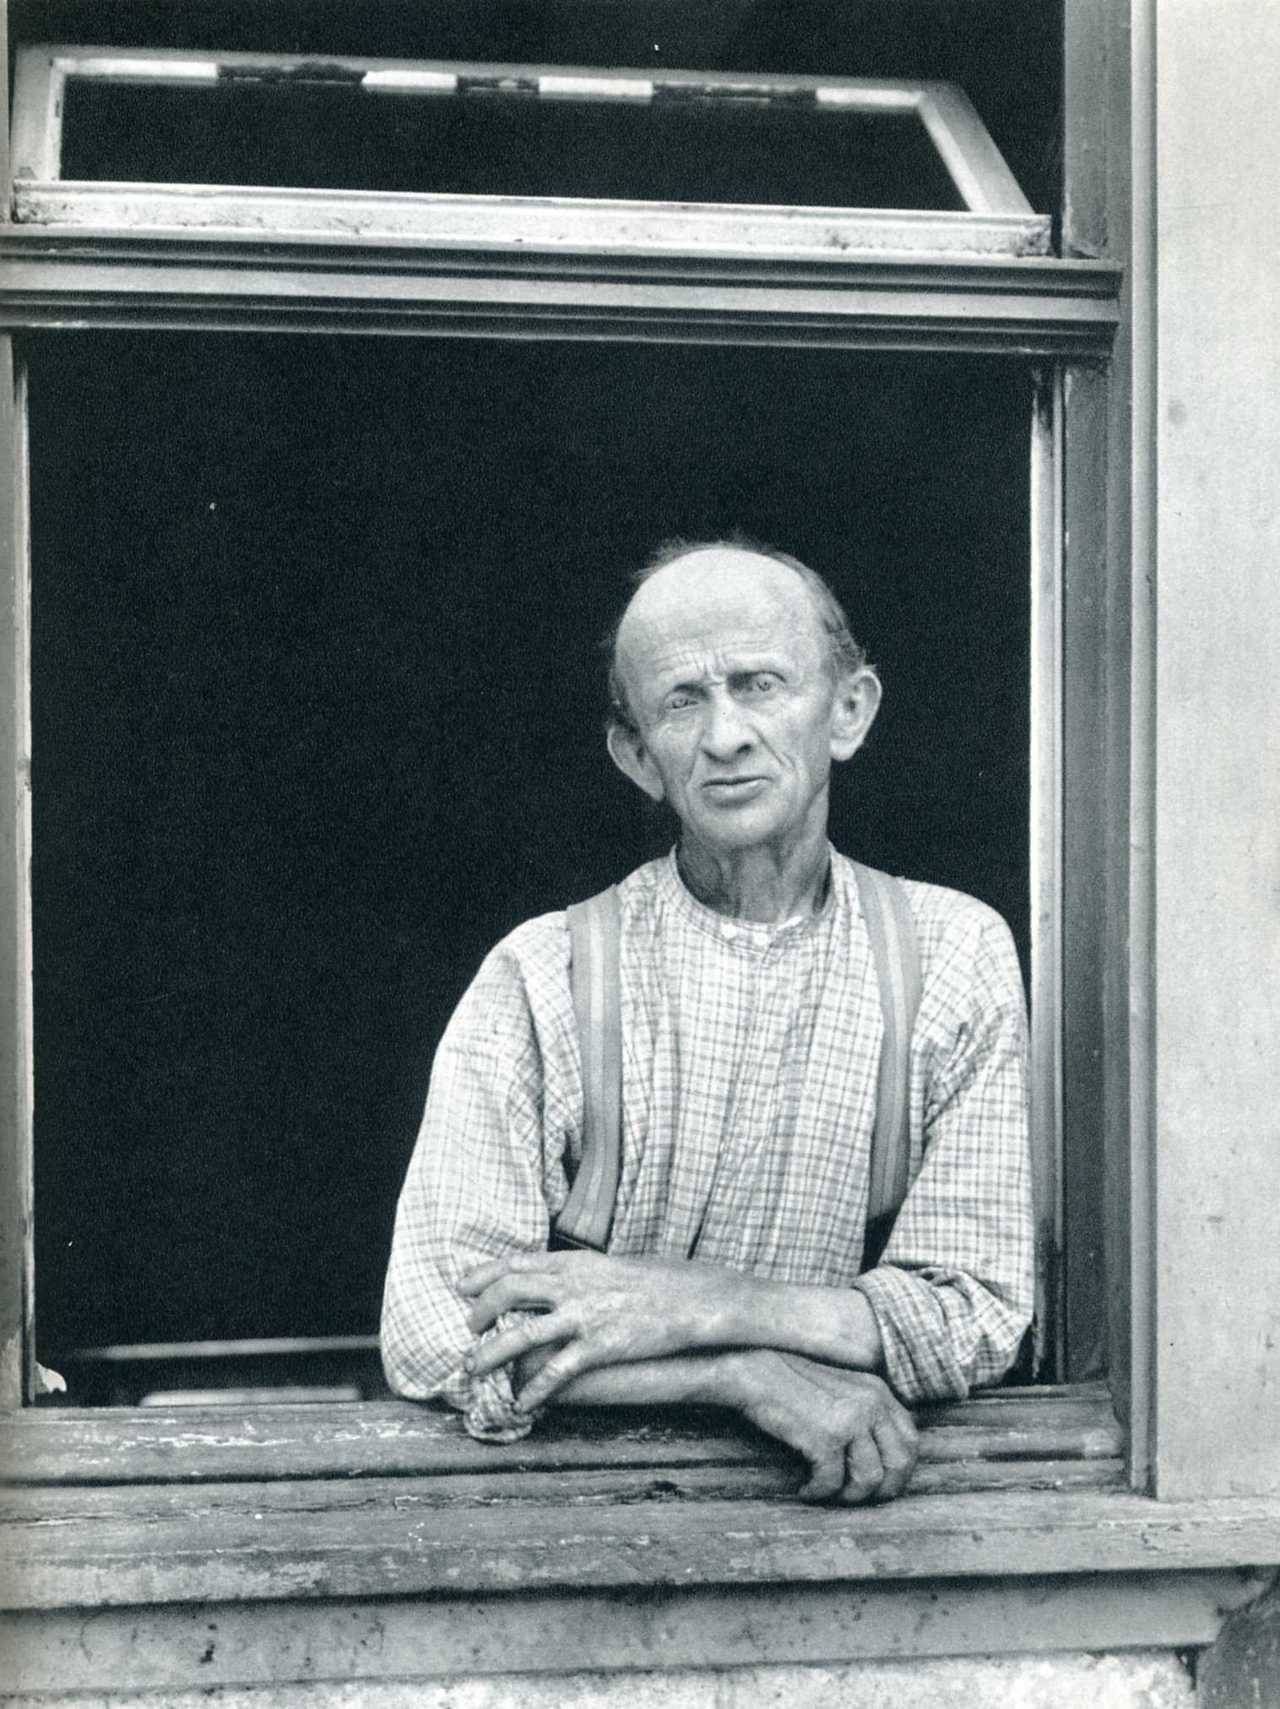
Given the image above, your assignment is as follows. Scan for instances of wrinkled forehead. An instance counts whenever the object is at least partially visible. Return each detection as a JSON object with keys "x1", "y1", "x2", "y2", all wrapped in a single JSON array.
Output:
[{"x1": 616, "y1": 549, "x2": 825, "y2": 683}]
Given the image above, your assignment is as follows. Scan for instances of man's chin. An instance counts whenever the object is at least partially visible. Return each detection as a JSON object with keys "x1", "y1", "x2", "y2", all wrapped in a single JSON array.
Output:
[{"x1": 685, "y1": 806, "x2": 788, "y2": 854}]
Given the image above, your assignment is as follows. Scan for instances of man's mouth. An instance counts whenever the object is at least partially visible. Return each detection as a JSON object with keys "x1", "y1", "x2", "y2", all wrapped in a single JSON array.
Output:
[{"x1": 702, "y1": 776, "x2": 769, "y2": 802}]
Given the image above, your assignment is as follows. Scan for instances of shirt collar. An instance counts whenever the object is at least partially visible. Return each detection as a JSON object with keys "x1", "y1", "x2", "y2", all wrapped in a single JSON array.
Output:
[{"x1": 657, "y1": 844, "x2": 842, "y2": 949}]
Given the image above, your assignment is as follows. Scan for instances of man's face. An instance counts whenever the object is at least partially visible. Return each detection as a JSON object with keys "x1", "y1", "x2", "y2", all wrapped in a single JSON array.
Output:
[{"x1": 609, "y1": 549, "x2": 874, "y2": 859}]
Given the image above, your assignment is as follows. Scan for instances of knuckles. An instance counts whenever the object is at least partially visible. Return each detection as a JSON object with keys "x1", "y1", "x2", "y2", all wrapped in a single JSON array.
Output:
[
  {"x1": 839, "y1": 1479, "x2": 880, "y2": 1505},
  {"x1": 829, "y1": 1399, "x2": 876, "y2": 1435}
]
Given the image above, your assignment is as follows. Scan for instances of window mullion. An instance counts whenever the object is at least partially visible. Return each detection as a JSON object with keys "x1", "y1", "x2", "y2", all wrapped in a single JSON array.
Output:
[
  {"x1": 0, "y1": 338, "x2": 34, "y2": 1411},
  {"x1": 1029, "y1": 366, "x2": 1066, "y2": 1378}
]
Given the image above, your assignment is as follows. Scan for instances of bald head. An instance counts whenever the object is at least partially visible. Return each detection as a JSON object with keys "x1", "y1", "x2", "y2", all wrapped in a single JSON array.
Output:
[
  {"x1": 602, "y1": 539, "x2": 882, "y2": 859},
  {"x1": 608, "y1": 540, "x2": 868, "y2": 735}
]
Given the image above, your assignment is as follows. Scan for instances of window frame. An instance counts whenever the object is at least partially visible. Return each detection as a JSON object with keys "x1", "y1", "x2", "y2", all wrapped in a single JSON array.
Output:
[
  {"x1": 2, "y1": 4, "x2": 1278, "y2": 1689},
  {"x1": 12, "y1": 43, "x2": 1050, "y2": 260},
  {"x1": 0, "y1": 36, "x2": 1117, "y2": 1407},
  {"x1": 0, "y1": 37, "x2": 1103, "y2": 1368}
]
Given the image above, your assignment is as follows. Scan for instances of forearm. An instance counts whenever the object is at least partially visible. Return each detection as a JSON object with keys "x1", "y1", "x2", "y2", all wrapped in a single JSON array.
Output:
[
  {"x1": 509, "y1": 1274, "x2": 886, "y2": 1409},
  {"x1": 713, "y1": 1273, "x2": 885, "y2": 1373},
  {"x1": 464, "y1": 1251, "x2": 889, "y2": 1414},
  {"x1": 515, "y1": 1344, "x2": 748, "y2": 1411},
  {"x1": 519, "y1": 1344, "x2": 921, "y2": 1508}
]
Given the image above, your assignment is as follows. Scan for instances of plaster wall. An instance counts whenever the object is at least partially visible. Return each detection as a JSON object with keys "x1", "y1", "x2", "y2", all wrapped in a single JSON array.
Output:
[
  {"x1": 0, "y1": 1650, "x2": 1196, "y2": 1709},
  {"x1": 1151, "y1": 0, "x2": 1280, "y2": 1497}
]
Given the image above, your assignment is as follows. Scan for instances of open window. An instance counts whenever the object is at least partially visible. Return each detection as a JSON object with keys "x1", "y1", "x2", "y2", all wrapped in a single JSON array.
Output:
[
  {"x1": 30, "y1": 334, "x2": 1045, "y2": 1391},
  {"x1": 13, "y1": 45, "x2": 1048, "y2": 258},
  {"x1": 0, "y1": 0, "x2": 1154, "y2": 1650}
]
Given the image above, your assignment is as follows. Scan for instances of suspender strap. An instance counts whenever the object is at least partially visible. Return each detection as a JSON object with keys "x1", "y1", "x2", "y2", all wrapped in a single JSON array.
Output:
[
  {"x1": 552, "y1": 866, "x2": 922, "y2": 1263},
  {"x1": 553, "y1": 885, "x2": 624, "y2": 1252},
  {"x1": 853, "y1": 861, "x2": 923, "y2": 1232}
]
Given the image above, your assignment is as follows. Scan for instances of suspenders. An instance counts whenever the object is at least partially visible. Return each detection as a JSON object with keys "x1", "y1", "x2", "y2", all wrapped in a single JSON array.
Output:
[
  {"x1": 553, "y1": 884, "x2": 625, "y2": 1253},
  {"x1": 552, "y1": 864, "x2": 922, "y2": 1266},
  {"x1": 853, "y1": 862, "x2": 924, "y2": 1269}
]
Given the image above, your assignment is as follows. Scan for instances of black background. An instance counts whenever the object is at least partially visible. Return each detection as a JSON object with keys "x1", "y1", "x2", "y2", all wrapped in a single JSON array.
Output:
[
  {"x1": 29, "y1": 334, "x2": 1031, "y2": 1356},
  {"x1": 14, "y1": 0, "x2": 1055, "y2": 1364}
]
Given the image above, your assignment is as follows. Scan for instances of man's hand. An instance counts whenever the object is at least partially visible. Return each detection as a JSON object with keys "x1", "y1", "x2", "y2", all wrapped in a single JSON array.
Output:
[
  {"x1": 460, "y1": 1250, "x2": 735, "y2": 1408},
  {"x1": 727, "y1": 1349, "x2": 919, "y2": 1504},
  {"x1": 460, "y1": 1248, "x2": 886, "y2": 1411},
  {"x1": 459, "y1": 1252, "x2": 916, "y2": 1504}
]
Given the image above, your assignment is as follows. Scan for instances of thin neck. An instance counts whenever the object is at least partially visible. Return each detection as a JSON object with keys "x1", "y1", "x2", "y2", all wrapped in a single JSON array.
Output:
[{"x1": 676, "y1": 824, "x2": 831, "y2": 924}]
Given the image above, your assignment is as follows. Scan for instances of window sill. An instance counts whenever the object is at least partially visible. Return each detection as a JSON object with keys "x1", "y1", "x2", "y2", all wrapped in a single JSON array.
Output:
[
  {"x1": 2, "y1": 1382, "x2": 1277, "y2": 1613},
  {"x1": 1, "y1": 1387, "x2": 1279, "y2": 1694}
]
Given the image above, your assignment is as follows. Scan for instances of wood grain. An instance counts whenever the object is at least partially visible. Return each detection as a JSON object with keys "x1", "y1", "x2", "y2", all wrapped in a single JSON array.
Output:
[
  {"x1": 0, "y1": 1386, "x2": 1177, "y2": 1611},
  {"x1": 0, "y1": 1388, "x2": 1119, "y2": 1486},
  {"x1": 2, "y1": 1482, "x2": 1277, "y2": 1611},
  {"x1": 9, "y1": 1384, "x2": 1262, "y2": 1618}
]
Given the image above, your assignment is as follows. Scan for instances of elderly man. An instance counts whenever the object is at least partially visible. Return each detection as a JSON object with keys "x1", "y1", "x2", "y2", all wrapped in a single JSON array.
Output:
[{"x1": 382, "y1": 539, "x2": 1033, "y2": 1504}]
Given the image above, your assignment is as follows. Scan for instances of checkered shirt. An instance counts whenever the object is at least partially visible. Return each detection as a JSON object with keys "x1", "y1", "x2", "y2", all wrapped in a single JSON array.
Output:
[{"x1": 381, "y1": 848, "x2": 1033, "y2": 1440}]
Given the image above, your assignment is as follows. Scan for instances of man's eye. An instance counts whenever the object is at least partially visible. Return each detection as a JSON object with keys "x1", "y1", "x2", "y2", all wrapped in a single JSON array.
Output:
[
  {"x1": 662, "y1": 691, "x2": 697, "y2": 714},
  {"x1": 744, "y1": 673, "x2": 782, "y2": 695}
]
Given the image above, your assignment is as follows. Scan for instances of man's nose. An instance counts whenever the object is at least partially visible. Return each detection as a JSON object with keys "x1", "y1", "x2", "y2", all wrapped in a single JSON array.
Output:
[{"x1": 700, "y1": 692, "x2": 755, "y2": 759}]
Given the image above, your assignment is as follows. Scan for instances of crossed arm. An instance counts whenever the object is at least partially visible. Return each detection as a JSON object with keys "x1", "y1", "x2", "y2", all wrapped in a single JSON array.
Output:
[
  {"x1": 459, "y1": 1249, "x2": 920, "y2": 1505},
  {"x1": 382, "y1": 905, "x2": 1033, "y2": 1505}
]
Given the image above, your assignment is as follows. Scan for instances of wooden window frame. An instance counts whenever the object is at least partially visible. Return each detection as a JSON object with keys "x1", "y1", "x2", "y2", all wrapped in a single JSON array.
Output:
[
  {"x1": 11, "y1": 45, "x2": 1051, "y2": 261},
  {"x1": 0, "y1": 39, "x2": 1118, "y2": 1412},
  {"x1": 1, "y1": 4, "x2": 1278, "y2": 1692}
]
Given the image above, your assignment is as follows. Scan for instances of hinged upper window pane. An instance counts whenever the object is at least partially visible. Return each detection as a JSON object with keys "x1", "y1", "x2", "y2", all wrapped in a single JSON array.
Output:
[{"x1": 11, "y1": 46, "x2": 1051, "y2": 260}]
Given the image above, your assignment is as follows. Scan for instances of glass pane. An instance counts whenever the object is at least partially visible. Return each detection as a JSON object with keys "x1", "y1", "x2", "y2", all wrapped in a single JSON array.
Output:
[{"x1": 60, "y1": 78, "x2": 965, "y2": 209}]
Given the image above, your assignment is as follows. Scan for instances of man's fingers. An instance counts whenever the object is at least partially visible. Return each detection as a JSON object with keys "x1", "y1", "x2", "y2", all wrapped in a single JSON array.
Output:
[
  {"x1": 465, "y1": 1275, "x2": 558, "y2": 1332},
  {"x1": 461, "y1": 1249, "x2": 603, "y2": 1297},
  {"x1": 879, "y1": 1398, "x2": 920, "y2": 1488},
  {"x1": 738, "y1": 1381, "x2": 843, "y2": 1504},
  {"x1": 743, "y1": 1355, "x2": 918, "y2": 1507},
  {"x1": 795, "y1": 1435, "x2": 849, "y2": 1503},
  {"x1": 887, "y1": 1398, "x2": 920, "y2": 1454},
  {"x1": 513, "y1": 1340, "x2": 596, "y2": 1411},
  {"x1": 871, "y1": 1415, "x2": 918, "y2": 1501},
  {"x1": 465, "y1": 1310, "x2": 572, "y2": 1379},
  {"x1": 883, "y1": 1390, "x2": 918, "y2": 1439},
  {"x1": 459, "y1": 1253, "x2": 547, "y2": 1298},
  {"x1": 836, "y1": 1428, "x2": 886, "y2": 1505}
]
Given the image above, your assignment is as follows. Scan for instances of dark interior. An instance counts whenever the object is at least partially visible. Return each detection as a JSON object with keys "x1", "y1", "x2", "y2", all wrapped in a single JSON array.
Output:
[
  {"x1": 61, "y1": 81, "x2": 963, "y2": 210},
  {"x1": 28, "y1": 333, "x2": 1031, "y2": 1371}
]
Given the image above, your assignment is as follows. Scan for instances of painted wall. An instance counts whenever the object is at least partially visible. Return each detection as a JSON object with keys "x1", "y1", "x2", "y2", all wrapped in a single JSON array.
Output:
[
  {"x1": 1, "y1": 1651, "x2": 1196, "y2": 1709},
  {"x1": 1152, "y1": 0, "x2": 1280, "y2": 1497}
]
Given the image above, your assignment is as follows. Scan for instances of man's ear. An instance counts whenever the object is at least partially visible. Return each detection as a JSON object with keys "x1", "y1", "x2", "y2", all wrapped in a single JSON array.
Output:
[
  {"x1": 830, "y1": 666, "x2": 882, "y2": 763},
  {"x1": 607, "y1": 721, "x2": 666, "y2": 803}
]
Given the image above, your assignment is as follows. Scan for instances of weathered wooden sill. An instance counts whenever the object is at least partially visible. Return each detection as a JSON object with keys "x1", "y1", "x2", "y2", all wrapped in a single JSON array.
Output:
[
  {"x1": 0, "y1": 1381, "x2": 1228, "y2": 1610},
  {"x1": 0, "y1": 1381, "x2": 1122, "y2": 1487},
  {"x1": 1, "y1": 1386, "x2": 1279, "y2": 1692},
  {"x1": 1, "y1": 1384, "x2": 1278, "y2": 1614}
]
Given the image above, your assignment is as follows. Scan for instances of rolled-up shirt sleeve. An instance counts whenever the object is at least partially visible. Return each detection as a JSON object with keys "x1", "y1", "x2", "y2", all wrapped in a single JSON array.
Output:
[
  {"x1": 380, "y1": 927, "x2": 568, "y2": 1441},
  {"x1": 853, "y1": 899, "x2": 1035, "y2": 1404}
]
